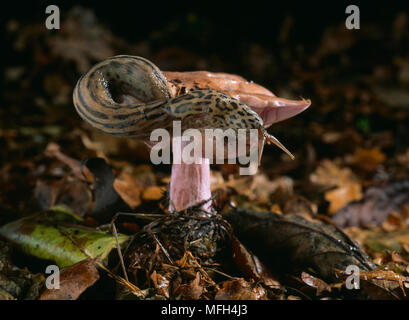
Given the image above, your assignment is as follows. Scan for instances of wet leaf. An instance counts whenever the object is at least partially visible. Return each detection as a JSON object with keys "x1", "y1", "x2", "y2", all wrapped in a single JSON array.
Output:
[
  {"x1": 223, "y1": 209, "x2": 376, "y2": 281},
  {"x1": 231, "y1": 236, "x2": 281, "y2": 288}
]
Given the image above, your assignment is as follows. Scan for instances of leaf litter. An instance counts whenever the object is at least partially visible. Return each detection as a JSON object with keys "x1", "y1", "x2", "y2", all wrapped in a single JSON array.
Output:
[{"x1": 1, "y1": 5, "x2": 409, "y2": 300}]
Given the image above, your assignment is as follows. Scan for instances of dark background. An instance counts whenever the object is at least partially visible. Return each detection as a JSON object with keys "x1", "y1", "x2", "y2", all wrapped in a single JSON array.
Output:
[{"x1": 3, "y1": 1, "x2": 409, "y2": 75}]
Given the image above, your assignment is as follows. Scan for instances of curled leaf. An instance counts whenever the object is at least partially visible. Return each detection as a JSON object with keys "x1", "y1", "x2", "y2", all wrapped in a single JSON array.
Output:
[{"x1": 223, "y1": 208, "x2": 376, "y2": 281}]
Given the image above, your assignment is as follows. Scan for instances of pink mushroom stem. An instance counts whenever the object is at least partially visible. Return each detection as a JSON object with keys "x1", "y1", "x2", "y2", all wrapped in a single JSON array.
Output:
[
  {"x1": 169, "y1": 159, "x2": 212, "y2": 212},
  {"x1": 168, "y1": 138, "x2": 212, "y2": 212}
]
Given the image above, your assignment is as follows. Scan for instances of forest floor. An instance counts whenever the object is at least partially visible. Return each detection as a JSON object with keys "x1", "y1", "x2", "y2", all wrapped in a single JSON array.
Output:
[{"x1": 1, "y1": 6, "x2": 409, "y2": 300}]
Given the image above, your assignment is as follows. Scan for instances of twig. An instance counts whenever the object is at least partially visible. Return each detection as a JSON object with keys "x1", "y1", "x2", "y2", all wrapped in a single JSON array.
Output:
[
  {"x1": 111, "y1": 222, "x2": 129, "y2": 282},
  {"x1": 149, "y1": 231, "x2": 174, "y2": 265}
]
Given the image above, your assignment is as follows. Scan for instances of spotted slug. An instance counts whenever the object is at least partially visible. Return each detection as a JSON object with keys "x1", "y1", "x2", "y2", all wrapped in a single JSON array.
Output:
[{"x1": 73, "y1": 55, "x2": 293, "y2": 159}]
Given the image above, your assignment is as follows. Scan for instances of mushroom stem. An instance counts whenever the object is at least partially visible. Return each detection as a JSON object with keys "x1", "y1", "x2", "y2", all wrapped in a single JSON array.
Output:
[
  {"x1": 169, "y1": 159, "x2": 212, "y2": 212},
  {"x1": 168, "y1": 138, "x2": 212, "y2": 212}
]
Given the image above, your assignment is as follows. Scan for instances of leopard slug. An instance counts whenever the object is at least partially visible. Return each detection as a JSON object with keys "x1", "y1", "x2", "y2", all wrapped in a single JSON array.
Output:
[{"x1": 73, "y1": 55, "x2": 294, "y2": 159}]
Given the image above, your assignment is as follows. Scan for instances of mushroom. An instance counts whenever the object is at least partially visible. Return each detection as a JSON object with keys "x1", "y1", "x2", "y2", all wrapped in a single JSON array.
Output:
[
  {"x1": 164, "y1": 71, "x2": 310, "y2": 212},
  {"x1": 73, "y1": 56, "x2": 310, "y2": 214}
]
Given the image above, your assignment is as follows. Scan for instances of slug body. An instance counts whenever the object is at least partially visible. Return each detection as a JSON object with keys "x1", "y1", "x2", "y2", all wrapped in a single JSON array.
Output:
[{"x1": 73, "y1": 55, "x2": 293, "y2": 158}]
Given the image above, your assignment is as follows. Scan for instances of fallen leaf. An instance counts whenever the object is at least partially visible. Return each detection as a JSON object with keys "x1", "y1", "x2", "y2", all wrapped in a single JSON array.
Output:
[
  {"x1": 212, "y1": 173, "x2": 293, "y2": 204},
  {"x1": 310, "y1": 159, "x2": 358, "y2": 188},
  {"x1": 0, "y1": 206, "x2": 129, "y2": 268},
  {"x1": 364, "y1": 228, "x2": 409, "y2": 253},
  {"x1": 391, "y1": 251, "x2": 409, "y2": 265},
  {"x1": 173, "y1": 272, "x2": 203, "y2": 300},
  {"x1": 283, "y1": 195, "x2": 318, "y2": 219},
  {"x1": 34, "y1": 177, "x2": 92, "y2": 216},
  {"x1": 325, "y1": 182, "x2": 362, "y2": 215},
  {"x1": 39, "y1": 258, "x2": 99, "y2": 300},
  {"x1": 150, "y1": 270, "x2": 170, "y2": 299},
  {"x1": 231, "y1": 236, "x2": 280, "y2": 288},
  {"x1": 333, "y1": 180, "x2": 409, "y2": 228},
  {"x1": 142, "y1": 186, "x2": 165, "y2": 201},
  {"x1": 337, "y1": 268, "x2": 409, "y2": 298},
  {"x1": 0, "y1": 240, "x2": 45, "y2": 300},
  {"x1": 301, "y1": 272, "x2": 332, "y2": 296},
  {"x1": 114, "y1": 172, "x2": 142, "y2": 208},
  {"x1": 215, "y1": 278, "x2": 266, "y2": 300},
  {"x1": 347, "y1": 147, "x2": 386, "y2": 172},
  {"x1": 224, "y1": 208, "x2": 376, "y2": 281},
  {"x1": 44, "y1": 142, "x2": 93, "y2": 182}
]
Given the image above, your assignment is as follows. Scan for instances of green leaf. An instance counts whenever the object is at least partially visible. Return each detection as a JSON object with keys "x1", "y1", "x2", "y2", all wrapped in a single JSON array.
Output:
[{"x1": 0, "y1": 207, "x2": 129, "y2": 268}]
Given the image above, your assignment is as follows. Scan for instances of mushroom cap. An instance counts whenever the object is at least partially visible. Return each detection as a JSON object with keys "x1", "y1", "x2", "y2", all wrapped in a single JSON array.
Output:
[
  {"x1": 165, "y1": 71, "x2": 311, "y2": 127},
  {"x1": 149, "y1": 71, "x2": 311, "y2": 162}
]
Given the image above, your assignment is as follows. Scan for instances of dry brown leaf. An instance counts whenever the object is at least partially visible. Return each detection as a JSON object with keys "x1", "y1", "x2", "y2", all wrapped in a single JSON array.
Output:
[
  {"x1": 359, "y1": 270, "x2": 409, "y2": 291},
  {"x1": 215, "y1": 279, "x2": 266, "y2": 300},
  {"x1": 39, "y1": 259, "x2": 99, "y2": 300},
  {"x1": 81, "y1": 131, "x2": 150, "y2": 160},
  {"x1": 310, "y1": 159, "x2": 357, "y2": 188},
  {"x1": 301, "y1": 272, "x2": 332, "y2": 296},
  {"x1": 231, "y1": 236, "x2": 281, "y2": 289},
  {"x1": 391, "y1": 251, "x2": 409, "y2": 265},
  {"x1": 397, "y1": 149, "x2": 409, "y2": 167},
  {"x1": 150, "y1": 270, "x2": 170, "y2": 298},
  {"x1": 212, "y1": 173, "x2": 293, "y2": 204},
  {"x1": 269, "y1": 204, "x2": 283, "y2": 214},
  {"x1": 347, "y1": 148, "x2": 386, "y2": 172},
  {"x1": 402, "y1": 205, "x2": 409, "y2": 223},
  {"x1": 142, "y1": 186, "x2": 165, "y2": 201},
  {"x1": 113, "y1": 172, "x2": 142, "y2": 208},
  {"x1": 311, "y1": 160, "x2": 363, "y2": 215},
  {"x1": 382, "y1": 220, "x2": 399, "y2": 232},
  {"x1": 173, "y1": 272, "x2": 203, "y2": 300},
  {"x1": 34, "y1": 177, "x2": 92, "y2": 216},
  {"x1": 325, "y1": 183, "x2": 362, "y2": 215},
  {"x1": 402, "y1": 243, "x2": 409, "y2": 254},
  {"x1": 44, "y1": 142, "x2": 93, "y2": 182},
  {"x1": 283, "y1": 195, "x2": 318, "y2": 218},
  {"x1": 363, "y1": 228, "x2": 409, "y2": 253}
]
